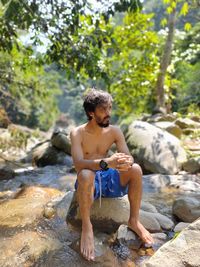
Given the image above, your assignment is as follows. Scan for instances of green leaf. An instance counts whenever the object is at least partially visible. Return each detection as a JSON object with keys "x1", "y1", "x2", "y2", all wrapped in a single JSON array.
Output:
[
  {"x1": 184, "y1": 22, "x2": 191, "y2": 31},
  {"x1": 167, "y1": 6, "x2": 173, "y2": 14},
  {"x1": 161, "y1": 18, "x2": 167, "y2": 27},
  {"x1": 180, "y1": 2, "x2": 189, "y2": 16}
]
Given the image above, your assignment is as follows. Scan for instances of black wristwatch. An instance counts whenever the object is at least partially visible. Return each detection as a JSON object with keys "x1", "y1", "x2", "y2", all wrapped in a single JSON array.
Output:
[{"x1": 99, "y1": 159, "x2": 109, "y2": 170}]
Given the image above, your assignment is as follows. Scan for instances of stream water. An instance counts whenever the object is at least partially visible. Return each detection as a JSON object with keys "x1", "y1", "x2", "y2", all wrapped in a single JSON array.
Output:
[{"x1": 0, "y1": 161, "x2": 194, "y2": 267}]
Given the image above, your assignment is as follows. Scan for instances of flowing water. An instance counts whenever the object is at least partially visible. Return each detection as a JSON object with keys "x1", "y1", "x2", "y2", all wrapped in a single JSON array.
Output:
[{"x1": 0, "y1": 161, "x2": 195, "y2": 267}]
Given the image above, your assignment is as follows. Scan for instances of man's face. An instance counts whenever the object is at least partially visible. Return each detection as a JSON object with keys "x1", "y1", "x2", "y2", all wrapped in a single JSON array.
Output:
[{"x1": 91, "y1": 102, "x2": 112, "y2": 128}]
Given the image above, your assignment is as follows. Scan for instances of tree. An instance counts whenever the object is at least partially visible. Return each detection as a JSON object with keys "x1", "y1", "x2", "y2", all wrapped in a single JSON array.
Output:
[
  {"x1": 0, "y1": 46, "x2": 61, "y2": 130},
  {"x1": 154, "y1": 0, "x2": 198, "y2": 113},
  {"x1": 103, "y1": 12, "x2": 159, "y2": 116},
  {"x1": 0, "y1": 0, "x2": 142, "y2": 79}
]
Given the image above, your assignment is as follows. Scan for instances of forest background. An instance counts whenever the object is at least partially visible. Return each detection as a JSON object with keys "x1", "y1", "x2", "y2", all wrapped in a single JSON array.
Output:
[{"x1": 0, "y1": 0, "x2": 199, "y2": 131}]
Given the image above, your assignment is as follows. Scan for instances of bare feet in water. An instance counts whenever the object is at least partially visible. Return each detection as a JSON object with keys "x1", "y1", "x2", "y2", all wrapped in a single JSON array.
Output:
[
  {"x1": 128, "y1": 219, "x2": 154, "y2": 245},
  {"x1": 80, "y1": 223, "x2": 95, "y2": 261}
]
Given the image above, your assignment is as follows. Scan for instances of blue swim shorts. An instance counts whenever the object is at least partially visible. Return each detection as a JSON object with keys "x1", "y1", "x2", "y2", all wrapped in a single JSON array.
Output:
[{"x1": 74, "y1": 168, "x2": 128, "y2": 200}]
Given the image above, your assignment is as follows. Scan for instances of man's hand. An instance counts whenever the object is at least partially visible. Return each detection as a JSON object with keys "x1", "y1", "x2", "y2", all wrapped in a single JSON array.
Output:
[{"x1": 107, "y1": 153, "x2": 133, "y2": 171}]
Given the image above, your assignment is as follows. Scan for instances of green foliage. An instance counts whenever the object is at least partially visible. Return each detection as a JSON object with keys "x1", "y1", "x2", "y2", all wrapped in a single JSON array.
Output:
[
  {"x1": 0, "y1": 126, "x2": 30, "y2": 150},
  {"x1": 0, "y1": 46, "x2": 61, "y2": 130},
  {"x1": 0, "y1": 0, "x2": 142, "y2": 79},
  {"x1": 103, "y1": 12, "x2": 159, "y2": 115},
  {"x1": 143, "y1": 0, "x2": 200, "y2": 31},
  {"x1": 168, "y1": 22, "x2": 200, "y2": 114},
  {"x1": 173, "y1": 61, "x2": 200, "y2": 113}
]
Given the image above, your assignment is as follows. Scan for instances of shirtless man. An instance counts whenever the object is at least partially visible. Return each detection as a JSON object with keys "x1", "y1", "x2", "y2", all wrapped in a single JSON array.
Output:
[{"x1": 70, "y1": 89, "x2": 153, "y2": 261}]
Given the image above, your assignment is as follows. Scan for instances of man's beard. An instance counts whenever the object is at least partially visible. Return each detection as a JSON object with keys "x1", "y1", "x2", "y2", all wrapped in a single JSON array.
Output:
[{"x1": 95, "y1": 116, "x2": 110, "y2": 128}]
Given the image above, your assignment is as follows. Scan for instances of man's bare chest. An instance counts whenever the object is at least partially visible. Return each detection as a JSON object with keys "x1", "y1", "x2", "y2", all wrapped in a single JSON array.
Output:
[{"x1": 81, "y1": 132, "x2": 114, "y2": 157}]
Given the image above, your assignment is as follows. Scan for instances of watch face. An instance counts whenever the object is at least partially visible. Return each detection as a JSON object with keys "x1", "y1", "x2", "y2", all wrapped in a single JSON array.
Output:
[{"x1": 100, "y1": 160, "x2": 108, "y2": 170}]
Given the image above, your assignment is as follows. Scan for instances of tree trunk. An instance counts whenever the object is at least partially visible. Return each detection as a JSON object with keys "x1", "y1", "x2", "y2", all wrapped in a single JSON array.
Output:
[{"x1": 155, "y1": 6, "x2": 176, "y2": 113}]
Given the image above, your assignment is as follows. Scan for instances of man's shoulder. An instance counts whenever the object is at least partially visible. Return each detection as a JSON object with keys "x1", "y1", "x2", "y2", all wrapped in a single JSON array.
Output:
[
  {"x1": 109, "y1": 125, "x2": 122, "y2": 133},
  {"x1": 70, "y1": 124, "x2": 86, "y2": 137}
]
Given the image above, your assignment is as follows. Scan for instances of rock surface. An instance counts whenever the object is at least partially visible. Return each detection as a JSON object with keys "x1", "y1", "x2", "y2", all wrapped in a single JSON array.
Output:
[
  {"x1": 152, "y1": 121, "x2": 182, "y2": 138},
  {"x1": 143, "y1": 218, "x2": 200, "y2": 267},
  {"x1": 172, "y1": 195, "x2": 200, "y2": 223},
  {"x1": 0, "y1": 166, "x2": 15, "y2": 180},
  {"x1": 66, "y1": 193, "x2": 174, "y2": 233},
  {"x1": 126, "y1": 121, "x2": 187, "y2": 174}
]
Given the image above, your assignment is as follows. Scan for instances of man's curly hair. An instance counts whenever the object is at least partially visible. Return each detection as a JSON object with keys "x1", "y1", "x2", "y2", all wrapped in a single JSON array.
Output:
[{"x1": 83, "y1": 88, "x2": 113, "y2": 120}]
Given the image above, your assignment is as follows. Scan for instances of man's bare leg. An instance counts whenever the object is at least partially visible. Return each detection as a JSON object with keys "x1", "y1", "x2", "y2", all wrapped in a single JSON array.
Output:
[
  {"x1": 120, "y1": 164, "x2": 153, "y2": 244},
  {"x1": 77, "y1": 169, "x2": 95, "y2": 261}
]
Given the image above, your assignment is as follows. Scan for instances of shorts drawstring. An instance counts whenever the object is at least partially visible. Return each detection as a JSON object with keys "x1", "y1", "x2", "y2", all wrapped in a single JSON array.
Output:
[{"x1": 97, "y1": 171, "x2": 102, "y2": 208}]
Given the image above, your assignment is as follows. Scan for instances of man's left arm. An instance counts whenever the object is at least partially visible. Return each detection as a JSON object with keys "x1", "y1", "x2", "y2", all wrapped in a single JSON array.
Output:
[{"x1": 114, "y1": 126, "x2": 134, "y2": 165}]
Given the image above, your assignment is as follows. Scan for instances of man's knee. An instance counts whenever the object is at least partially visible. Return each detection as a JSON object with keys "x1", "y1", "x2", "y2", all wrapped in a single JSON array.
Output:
[
  {"x1": 130, "y1": 163, "x2": 143, "y2": 178},
  {"x1": 77, "y1": 169, "x2": 95, "y2": 186}
]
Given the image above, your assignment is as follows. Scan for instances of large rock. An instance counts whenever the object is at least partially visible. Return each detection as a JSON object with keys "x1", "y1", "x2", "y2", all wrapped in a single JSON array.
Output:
[
  {"x1": 142, "y1": 218, "x2": 200, "y2": 267},
  {"x1": 175, "y1": 118, "x2": 200, "y2": 129},
  {"x1": 66, "y1": 193, "x2": 174, "y2": 233},
  {"x1": 26, "y1": 141, "x2": 73, "y2": 167},
  {"x1": 0, "y1": 166, "x2": 15, "y2": 180},
  {"x1": 116, "y1": 224, "x2": 142, "y2": 249},
  {"x1": 143, "y1": 173, "x2": 200, "y2": 193},
  {"x1": 51, "y1": 129, "x2": 71, "y2": 154},
  {"x1": 172, "y1": 195, "x2": 200, "y2": 223},
  {"x1": 0, "y1": 231, "x2": 62, "y2": 267},
  {"x1": 0, "y1": 186, "x2": 62, "y2": 228},
  {"x1": 126, "y1": 121, "x2": 187, "y2": 174},
  {"x1": 183, "y1": 156, "x2": 200, "y2": 173},
  {"x1": 152, "y1": 121, "x2": 182, "y2": 138}
]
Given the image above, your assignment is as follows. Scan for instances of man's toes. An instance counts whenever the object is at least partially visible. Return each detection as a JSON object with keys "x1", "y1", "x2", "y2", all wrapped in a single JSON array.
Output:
[{"x1": 90, "y1": 251, "x2": 95, "y2": 261}]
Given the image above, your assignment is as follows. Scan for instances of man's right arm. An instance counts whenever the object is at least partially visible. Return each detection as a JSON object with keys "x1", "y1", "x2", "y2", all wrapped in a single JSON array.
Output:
[{"x1": 70, "y1": 129, "x2": 102, "y2": 172}]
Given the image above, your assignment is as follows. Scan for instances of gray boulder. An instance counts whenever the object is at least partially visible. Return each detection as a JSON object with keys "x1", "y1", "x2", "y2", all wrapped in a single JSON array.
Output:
[
  {"x1": 174, "y1": 222, "x2": 190, "y2": 233},
  {"x1": 152, "y1": 121, "x2": 182, "y2": 138},
  {"x1": 175, "y1": 118, "x2": 200, "y2": 129},
  {"x1": 66, "y1": 193, "x2": 174, "y2": 233},
  {"x1": 126, "y1": 121, "x2": 187, "y2": 174},
  {"x1": 172, "y1": 196, "x2": 200, "y2": 223},
  {"x1": 0, "y1": 166, "x2": 15, "y2": 180},
  {"x1": 183, "y1": 156, "x2": 200, "y2": 173},
  {"x1": 24, "y1": 141, "x2": 73, "y2": 167},
  {"x1": 142, "y1": 218, "x2": 200, "y2": 267},
  {"x1": 51, "y1": 129, "x2": 71, "y2": 155}
]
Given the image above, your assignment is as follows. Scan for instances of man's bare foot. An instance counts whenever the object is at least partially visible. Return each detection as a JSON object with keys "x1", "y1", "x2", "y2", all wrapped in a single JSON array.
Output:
[
  {"x1": 80, "y1": 223, "x2": 95, "y2": 261},
  {"x1": 128, "y1": 219, "x2": 154, "y2": 245}
]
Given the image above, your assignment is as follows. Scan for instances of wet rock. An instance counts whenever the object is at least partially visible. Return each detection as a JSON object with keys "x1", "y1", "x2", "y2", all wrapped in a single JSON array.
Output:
[
  {"x1": 66, "y1": 193, "x2": 174, "y2": 233},
  {"x1": 0, "y1": 231, "x2": 62, "y2": 267},
  {"x1": 142, "y1": 218, "x2": 200, "y2": 267},
  {"x1": 116, "y1": 224, "x2": 142, "y2": 249},
  {"x1": 126, "y1": 121, "x2": 187, "y2": 174},
  {"x1": 0, "y1": 186, "x2": 62, "y2": 228},
  {"x1": 43, "y1": 206, "x2": 56, "y2": 219},
  {"x1": 0, "y1": 166, "x2": 15, "y2": 180},
  {"x1": 112, "y1": 241, "x2": 131, "y2": 260},
  {"x1": 172, "y1": 196, "x2": 200, "y2": 223},
  {"x1": 47, "y1": 191, "x2": 74, "y2": 221}
]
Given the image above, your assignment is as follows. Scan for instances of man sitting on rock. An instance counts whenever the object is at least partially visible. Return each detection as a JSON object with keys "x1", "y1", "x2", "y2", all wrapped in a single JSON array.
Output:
[{"x1": 70, "y1": 88, "x2": 153, "y2": 261}]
